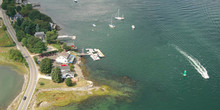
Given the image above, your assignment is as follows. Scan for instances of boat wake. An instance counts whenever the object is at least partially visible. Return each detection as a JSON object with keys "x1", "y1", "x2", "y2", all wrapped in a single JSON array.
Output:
[{"x1": 174, "y1": 45, "x2": 209, "y2": 79}]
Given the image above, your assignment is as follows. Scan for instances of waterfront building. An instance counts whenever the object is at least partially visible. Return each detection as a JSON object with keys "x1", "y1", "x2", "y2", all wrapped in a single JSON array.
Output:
[
  {"x1": 55, "y1": 51, "x2": 75, "y2": 64},
  {"x1": 34, "y1": 32, "x2": 46, "y2": 41}
]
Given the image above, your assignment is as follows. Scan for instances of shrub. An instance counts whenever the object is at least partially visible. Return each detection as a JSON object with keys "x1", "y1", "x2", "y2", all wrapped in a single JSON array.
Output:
[{"x1": 65, "y1": 78, "x2": 73, "y2": 87}]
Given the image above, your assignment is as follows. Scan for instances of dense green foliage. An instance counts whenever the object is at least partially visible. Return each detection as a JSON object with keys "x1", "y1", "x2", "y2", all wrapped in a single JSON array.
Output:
[
  {"x1": 8, "y1": 49, "x2": 23, "y2": 62},
  {"x1": 70, "y1": 65, "x2": 74, "y2": 72},
  {"x1": 33, "y1": 56, "x2": 38, "y2": 64},
  {"x1": 63, "y1": 43, "x2": 71, "y2": 51},
  {"x1": 40, "y1": 58, "x2": 52, "y2": 74},
  {"x1": 46, "y1": 30, "x2": 58, "y2": 44},
  {"x1": 2, "y1": 1, "x2": 56, "y2": 54},
  {"x1": 1, "y1": 0, "x2": 16, "y2": 16},
  {"x1": 65, "y1": 78, "x2": 73, "y2": 86},
  {"x1": 51, "y1": 67, "x2": 63, "y2": 83},
  {"x1": 16, "y1": 29, "x2": 25, "y2": 42},
  {"x1": 22, "y1": 36, "x2": 47, "y2": 53},
  {"x1": 8, "y1": 49, "x2": 28, "y2": 66},
  {"x1": 2, "y1": 25, "x2": 7, "y2": 31},
  {"x1": 0, "y1": 28, "x2": 15, "y2": 47}
]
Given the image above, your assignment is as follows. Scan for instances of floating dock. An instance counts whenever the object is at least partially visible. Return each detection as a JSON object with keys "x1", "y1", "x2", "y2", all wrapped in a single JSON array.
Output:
[
  {"x1": 94, "y1": 48, "x2": 105, "y2": 57},
  {"x1": 57, "y1": 35, "x2": 76, "y2": 40},
  {"x1": 84, "y1": 48, "x2": 105, "y2": 61}
]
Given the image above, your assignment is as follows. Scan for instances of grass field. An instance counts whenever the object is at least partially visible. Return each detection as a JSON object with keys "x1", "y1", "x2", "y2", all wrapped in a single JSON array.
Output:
[
  {"x1": 51, "y1": 44, "x2": 61, "y2": 50},
  {"x1": 0, "y1": 27, "x2": 15, "y2": 47},
  {"x1": 37, "y1": 78, "x2": 88, "y2": 89},
  {"x1": 35, "y1": 85, "x2": 124, "y2": 110},
  {"x1": 0, "y1": 47, "x2": 28, "y2": 75}
]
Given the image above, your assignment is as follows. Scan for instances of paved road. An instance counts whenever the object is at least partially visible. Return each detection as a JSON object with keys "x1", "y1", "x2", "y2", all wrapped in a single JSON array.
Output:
[{"x1": 1, "y1": 9, "x2": 38, "y2": 110}]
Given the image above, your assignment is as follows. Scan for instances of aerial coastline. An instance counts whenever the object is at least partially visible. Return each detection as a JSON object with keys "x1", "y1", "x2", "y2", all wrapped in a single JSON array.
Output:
[{"x1": 0, "y1": 0, "x2": 132, "y2": 110}]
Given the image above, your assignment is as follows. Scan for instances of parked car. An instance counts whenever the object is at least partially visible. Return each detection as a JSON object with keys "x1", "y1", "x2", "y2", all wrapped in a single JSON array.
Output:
[{"x1": 23, "y1": 96, "x2": 27, "y2": 100}]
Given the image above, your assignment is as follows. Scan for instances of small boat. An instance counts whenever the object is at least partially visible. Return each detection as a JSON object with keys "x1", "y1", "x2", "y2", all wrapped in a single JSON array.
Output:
[
  {"x1": 131, "y1": 25, "x2": 135, "y2": 30},
  {"x1": 92, "y1": 24, "x2": 96, "y2": 27},
  {"x1": 109, "y1": 16, "x2": 115, "y2": 28},
  {"x1": 115, "y1": 9, "x2": 125, "y2": 20},
  {"x1": 74, "y1": 0, "x2": 78, "y2": 3}
]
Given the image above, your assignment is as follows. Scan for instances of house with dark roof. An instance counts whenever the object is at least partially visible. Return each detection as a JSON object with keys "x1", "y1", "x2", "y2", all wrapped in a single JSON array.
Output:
[
  {"x1": 34, "y1": 32, "x2": 46, "y2": 41},
  {"x1": 14, "y1": 13, "x2": 23, "y2": 22}
]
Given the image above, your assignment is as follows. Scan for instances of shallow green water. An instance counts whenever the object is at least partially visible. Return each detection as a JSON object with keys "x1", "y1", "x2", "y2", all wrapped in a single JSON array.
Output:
[
  {"x1": 32, "y1": 0, "x2": 220, "y2": 109},
  {"x1": 0, "y1": 66, "x2": 23, "y2": 110}
]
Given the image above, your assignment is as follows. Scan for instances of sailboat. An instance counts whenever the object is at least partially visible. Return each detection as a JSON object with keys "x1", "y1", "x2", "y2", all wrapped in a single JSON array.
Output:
[
  {"x1": 115, "y1": 9, "x2": 125, "y2": 20},
  {"x1": 109, "y1": 16, "x2": 115, "y2": 28}
]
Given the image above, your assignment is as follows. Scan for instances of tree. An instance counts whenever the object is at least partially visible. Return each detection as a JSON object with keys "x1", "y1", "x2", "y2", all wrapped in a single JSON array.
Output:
[
  {"x1": 16, "y1": 6, "x2": 22, "y2": 12},
  {"x1": 36, "y1": 24, "x2": 40, "y2": 32},
  {"x1": 25, "y1": 36, "x2": 46, "y2": 53},
  {"x1": 28, "y1": 10, "x2": 41, "y2": 20},
  {"x1": 15, "y1": 18, "x2": 23, "y2": 26},
  {"x1": 51, "y1": 67, "x2": 63, "y2": 83},
  {"x1": 21, "y1": 20, "x2": 36, "y2": 35},
  {"x1": 9, "y1": 49, "x2": 23, "y2": 62},
  {"x1": 34, "y1": 19, "x2": 51, "y2": 32},
  {"x1": 6, "y1": 6, "x2": 16, "y2": 16},
  {"x1": 65, "y1": 78, "x2": 73, "y2": 86},
  {"x1": 21, "y1": 37, "x2": 27, "y2": 46},
  {"x1": 70, "y1": 64, "x2": 74, "y2": 72},
  {"x1": 16, "y1": 30, "x2": 25, "y2": 42},
  {"x1": 2, "y1": 25, "x2": 7, "y2": 31},
  {"x1": 40, "y1": 58, "x2": 52, "y2": 74},
  {"x1": 46, "y1": 30, "x2": 58, "y2": 44},
  {"x1": 1, "y1": 2, "x2": 7, "y2": 10},
  {"x1": 63, "y1": 43, "x2": 71, "y2": 51}
]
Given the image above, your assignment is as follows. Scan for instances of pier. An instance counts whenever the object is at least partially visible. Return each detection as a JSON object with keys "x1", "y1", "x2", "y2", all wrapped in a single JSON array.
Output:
[
  {"x1": 57, "y1": 35, "x2": 76, "y2": 40},
  {"x1": 32, "y1": 2, "x2": 40, "y2": 7},
  {"x1": 77, "y1": 48, "x2": 105, "y2": 61},
  {"x1": 77, "y1": 48, "x2": 90, "y2": 56}
]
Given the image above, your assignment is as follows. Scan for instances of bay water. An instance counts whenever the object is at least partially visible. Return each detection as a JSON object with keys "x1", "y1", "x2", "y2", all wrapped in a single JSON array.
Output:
[
  {"x1": 31, "y1": 0, "x2": 220, "y2": 110},
  {"x1": 0, "y1": 66, "x2": 23, "y2": 110}
]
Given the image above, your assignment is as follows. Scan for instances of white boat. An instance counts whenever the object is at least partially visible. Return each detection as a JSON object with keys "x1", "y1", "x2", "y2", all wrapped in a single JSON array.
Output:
[
  {"x1": 131, "y1": 25, "x2": 135, "y2": 30},
  {"x1": 90, "y1": 54, "x2": 100, "y2": 61},
  {"x1": 109, "y1": 16, "x2": 115, "y2": 28},
  {"x1": 115, "y1": 9, "x2": 125, "y2": 20},
  {"x1": 94, "y1": 48, "x2": 105, "y2": 57},
  {"x1": 92, "y1": 24, "x2": 96, "y2": 27}
]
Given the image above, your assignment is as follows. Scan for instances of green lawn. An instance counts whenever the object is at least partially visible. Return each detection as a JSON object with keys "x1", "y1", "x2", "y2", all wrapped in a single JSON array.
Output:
[
  {"x1": 51, "y1": 44, "x2": 61, "y2": 50},
  {"x1": 37, "y1": 78, "x2": 88, "y2": 89},
  {"x1": 0, "y1": 28, "x2": 15, "y2": 47},
  {"x1": 35, "y1": 85, "x2": 124, "y2": 110}
]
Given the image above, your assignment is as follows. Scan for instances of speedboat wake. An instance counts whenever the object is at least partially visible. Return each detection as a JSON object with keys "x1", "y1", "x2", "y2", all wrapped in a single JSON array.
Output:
[{"x1": 174, "y1": 45, "x2": 209, "y2": 79}]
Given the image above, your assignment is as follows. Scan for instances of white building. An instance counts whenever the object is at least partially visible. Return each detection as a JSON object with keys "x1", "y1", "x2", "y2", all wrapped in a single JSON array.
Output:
[
  {"x1": 62, "y1": 73, "x2": 74, "y2": 79},
  {"x1": 56, "y1": 51, "x2": 75, "y2": 64}
]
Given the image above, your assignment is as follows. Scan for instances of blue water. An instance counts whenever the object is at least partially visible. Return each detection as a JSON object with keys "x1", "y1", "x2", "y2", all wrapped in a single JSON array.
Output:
[{"x1": 32, "y1": 0, "x2": 220, "y2": 109}]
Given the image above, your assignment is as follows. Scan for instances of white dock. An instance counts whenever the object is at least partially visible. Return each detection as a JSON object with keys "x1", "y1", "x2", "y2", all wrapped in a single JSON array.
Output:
[
  {"x1": 94, "y1": 48, "x2": 105, "y2": 57},
  {"x1": 57, "y1": 35, "x2": 76, "y2": 40},
  {"x1": 84, "y1": 48, "x2": 105, "y2": 61},
  {"x1": 90, "y1": 54, "x2": 100, "y2": 61}
]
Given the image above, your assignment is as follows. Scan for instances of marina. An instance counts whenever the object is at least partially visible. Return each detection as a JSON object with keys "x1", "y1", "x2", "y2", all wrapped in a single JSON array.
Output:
[{"x1": 85, "y1": 48, "x2": 105, "y2": 61}]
